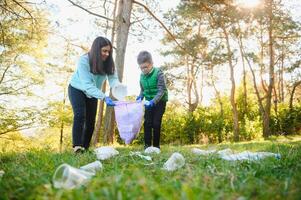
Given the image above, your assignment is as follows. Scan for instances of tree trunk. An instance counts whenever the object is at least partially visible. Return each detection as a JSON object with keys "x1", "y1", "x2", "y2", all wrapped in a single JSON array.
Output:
[
  {"x1": 222, "y1": 28, "x2": 240, "y2": 142},
  {"x1": 92, "y1": 82, "x2": 106, "y2": 145},
  {"x1": 93, "y1": 0, "x2": 118, "y2": 145},
  {"x1": 278, "y1": 39, "x2": 285, "y2": 102},
  {"x1": 103, "y1": 0, "x2": 133, "y2": 144},
  {"x1": 60, "y1": 86, "x2": 67, "y2": 152},
  {"x1": 238, "y1": 35, "x2": 247, "y2": 119},
  {"x1": 289, "y1": 81, "x2": 301, "y2": 110},
  {"x1": 186, "y1": 57, "x2": 198, "y2": 113},
  {"x1": 199, "y1": 67, "x2": 204, "y2": 105},
  {"x1": 263, "y1": 0, "x2": 274, "y2": 138},
  {"x1": 211, "y1": 68, "x2": 223, "y2": 143}
]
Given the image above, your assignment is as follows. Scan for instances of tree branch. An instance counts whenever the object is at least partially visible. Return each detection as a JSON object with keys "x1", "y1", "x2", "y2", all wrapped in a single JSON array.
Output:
[
  {"x1": 133, "y1": 0, "x2": 186, "y2": 52},
  {"x1": 0, "y1": 65, "x2": 10, "y2": 85},
  {"x1": 0, "y1": 125, "x2": 39, "y2": 135},
  {"x1": 12, "y1": 0, "x2": 34, "y2": 19},
  {"x1": 66, "y1": 0, "x2": 114, "y2": 22}
]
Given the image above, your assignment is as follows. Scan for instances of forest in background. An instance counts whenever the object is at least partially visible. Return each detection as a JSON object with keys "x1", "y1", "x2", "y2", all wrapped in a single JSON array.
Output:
[{"x1": 0, "y1": 0, "x2": 301, "y2": 152}]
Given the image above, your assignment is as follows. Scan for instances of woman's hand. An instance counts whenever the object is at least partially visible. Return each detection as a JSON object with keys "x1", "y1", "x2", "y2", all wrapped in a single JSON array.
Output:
[{"x1": 105, "y1": 97, "x2": 116, "y2": 106}]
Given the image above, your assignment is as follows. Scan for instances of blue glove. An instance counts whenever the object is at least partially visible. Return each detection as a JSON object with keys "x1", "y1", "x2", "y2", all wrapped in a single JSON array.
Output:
[
  {"x1": 105, "y1": 97, "x2": 115, "y2": 106},
  {"x1": 144, "y1": 100, "x2": 154, "y2": 109},
  {"x1": 136, "y1": 95, "x2": 144, "y2": 101}
]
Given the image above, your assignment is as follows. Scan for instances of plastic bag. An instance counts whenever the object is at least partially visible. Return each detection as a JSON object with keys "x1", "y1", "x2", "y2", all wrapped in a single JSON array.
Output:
[
  {"x1": 112, "y1": 84, "x2": 127, "y2": 100},
  {"x1": 52, "y1": 164, "x2": 94, "y2": 189},
  {"x1": 0, "y1": 170, "x2": 4, "y2": 178},
  {"x1": 144, "y1": 147, "x2": 161, "y2": 154},
  {"x1": 217, "y1": 148, "x2": 233, "y2": 156},
  {"x1": 129, "y1": 151, "x2": 152, "y2": 161},
  {"x1": 94, "y1": 146, "x2": 119, "y2": 160},
  {"x1": 163, "y1": 152, "x2": 185, "y2": 171},
  {"x1": 220, "y1": 151, "x2": 281, "y2": 161},
  {"x1": 80, "y1": 161, "x2": 102, "y2": 174},
  {"x1": 114, "y1": 101, "x2": 144, "y2": 144},
  {"x1": 191, "y1": 148, "x2": 216, "y2": 155}
]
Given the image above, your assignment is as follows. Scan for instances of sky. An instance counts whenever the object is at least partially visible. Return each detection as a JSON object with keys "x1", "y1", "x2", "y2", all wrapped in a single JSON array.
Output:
[
  {"x1": 21, "y1": 0, "x2": 301, "y2": 136},
  {"x1": 44, "y1": 0, "x2": 180, "y2": 99},
  {"x1": 43, "y1": 0, "x2": 301, "y2": 105}
]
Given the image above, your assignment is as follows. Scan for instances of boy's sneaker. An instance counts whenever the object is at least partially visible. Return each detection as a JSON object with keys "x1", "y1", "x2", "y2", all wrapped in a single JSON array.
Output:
[{"x1": 73, "y1": 146, "x2": 85, "y2": 153}]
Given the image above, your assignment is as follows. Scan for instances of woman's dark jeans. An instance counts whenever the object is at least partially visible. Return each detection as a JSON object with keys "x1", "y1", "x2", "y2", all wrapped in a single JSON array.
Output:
[{"x1": 68, "y1": 85, "x2": 98, "y2": 149}]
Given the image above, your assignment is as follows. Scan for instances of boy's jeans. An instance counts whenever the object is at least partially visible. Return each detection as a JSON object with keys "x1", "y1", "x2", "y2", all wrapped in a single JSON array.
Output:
[
  {"x1": 144, "y1": 100, "x2": 166, "y2": 148},
  {"x1": 68, "y1": 85, "x2": 98, "y2": 149}
]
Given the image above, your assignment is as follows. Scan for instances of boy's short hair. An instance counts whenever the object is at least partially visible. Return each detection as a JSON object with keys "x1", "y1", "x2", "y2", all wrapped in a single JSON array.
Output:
[{"x1": 137, "y1": 51, "x2": 153, "y2": 65}]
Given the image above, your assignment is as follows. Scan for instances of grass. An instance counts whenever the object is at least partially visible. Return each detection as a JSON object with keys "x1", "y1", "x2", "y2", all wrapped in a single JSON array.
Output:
[{"x1": 0, "y1": 137, "x2": 301, "y2": 199}]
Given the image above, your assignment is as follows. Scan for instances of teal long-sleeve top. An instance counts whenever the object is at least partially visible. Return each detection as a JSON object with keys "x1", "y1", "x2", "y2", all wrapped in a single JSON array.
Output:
[{"x1": 69, "y1": 54, "x2": 120, "y2": 99}]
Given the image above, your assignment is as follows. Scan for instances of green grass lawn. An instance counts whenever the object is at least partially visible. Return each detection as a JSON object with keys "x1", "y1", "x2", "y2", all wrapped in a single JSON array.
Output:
[{"x1": 0, "y1": 137, "x2": 301, "y2": 200}]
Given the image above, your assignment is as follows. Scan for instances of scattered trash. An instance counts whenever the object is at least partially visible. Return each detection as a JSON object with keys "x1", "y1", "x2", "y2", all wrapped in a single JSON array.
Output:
[
  {"x1": 163, "y1": 152, "x2": 185, "y2": 171},
  {"x1": 114, "y1": 101, "x2": 144, "y2": 144},
  {"x1": 94, "y1": 146, "x2": 119, "y2": 160},
  {"x1": 220, "y1": 151, "x2": 281, "y2": 161},
  {"x1": 0, "y1": 170, "x2": 4, "y2": 178},
  {"x1": 112, "y1": 84, "x2": 127, "y2": 100},
  {"x1": 217, "y1": 148, "x2": 234, "y2": 156},
  {"x1": 191, "y1": 148, "x2": 216, "y2": 155},
  {"x1": 80, "y1": 161, "x2": 102, "y2": 174},
  {"x1": 52, "y1": 164, "x2": 94, "y2": 189},
  {"x1": 144, "y1": 147, "x2": 161, "y2": 154},
  {"x1": 129, "y1": 151, "x2": 152, "y2": 161}
]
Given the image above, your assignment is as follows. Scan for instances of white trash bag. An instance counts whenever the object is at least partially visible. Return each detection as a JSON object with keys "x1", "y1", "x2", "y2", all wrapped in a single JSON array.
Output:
[
  {"x1": 0, "y1": 170, "x2": 4, "y2": 178},
  {"x1": 163, "y1": 152, "x2": 185, "y2": 171},
  {"x1": 80, "y1": 161, "x2": 102, "y2": 174},
  {"x1": 52, "y1": 164, "x2": 94, "y2": 189},
  {"x1": 114, "y1": 101, "x2": 144, "y2": 144},
  {"x1": 221, "y1": 151, "x2": 281, "y2": 161},
  {"x1": 144, "y1": 147, "x2": 161, "y2": 154},
  {"x1": 217, "y1": 148, "x2": 233, "y2": 156},
  {"x1": 129, "y1": 151, "x2": 152, "y2": 161},
  {"x1": 94, "y1": 146, "x2": 119, "y2": 160},
  {"x1": 191, "y1": 148, "x2": 216, "y2": 155}
]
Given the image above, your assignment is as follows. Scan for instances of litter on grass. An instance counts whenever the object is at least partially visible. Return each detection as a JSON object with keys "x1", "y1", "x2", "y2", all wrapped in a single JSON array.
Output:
[
  {"x1": 94, "y1": 146, "x2": 119, "y2": 160},
  {"x1": 114, "y1": 101, "x2": 144, "y2": 144},
  {"x1": 217, "y1": 148, "x2": 234, "y2": 156},
  {"x1": 129, "y1": 151, "x2": 152, "y2": 161},
  {"x1": 52, "y1": 164, "x2": 94, "y2": 189},
  {"x1": 144, "y1": 147, "x2": 161, "y2": 154},
  {"x1": 163, "y1": 152, "x2": 185, "y2": 171},
  {"x1": 79, "y1": 161, "x2": 102, "y2": 174},
  {"x1": 0, "y1": 170, "x2": 4, "y2": 178},
  {"x1": 192, "y1": 147, "x2": 280, "y2": 161},
  {"x1": 191, "y1": 148, "x2": 216, "y2": 155},
  {"x1": 220, "y1": 151, "x2": 281, "y2": 161}
]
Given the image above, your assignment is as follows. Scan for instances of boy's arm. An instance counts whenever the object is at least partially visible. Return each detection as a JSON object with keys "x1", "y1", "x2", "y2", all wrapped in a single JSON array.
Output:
[
  {"x1": 153, "y1": 69, "x2": 167, "y2": 104},
  {"x1": 138, "y1": 81, "x2": 144, "y2": 98}
]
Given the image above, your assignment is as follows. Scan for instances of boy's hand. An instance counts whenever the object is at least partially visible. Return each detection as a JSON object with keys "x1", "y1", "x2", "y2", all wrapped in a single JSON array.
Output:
[
  {"x1": 144, "y1": 100, "x2": 154, "y2": 109},
  {"x1": 105, "y1": 97, "x2": 115, "y2": 106},
  {"x1": 136, "y1": 95, "x2": 143, "y2": 101}
]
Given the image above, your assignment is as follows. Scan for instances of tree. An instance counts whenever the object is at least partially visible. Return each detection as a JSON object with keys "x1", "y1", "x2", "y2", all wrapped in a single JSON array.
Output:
[{"x1": 0, "y1": 0, "x2": 49, "y2": 135}]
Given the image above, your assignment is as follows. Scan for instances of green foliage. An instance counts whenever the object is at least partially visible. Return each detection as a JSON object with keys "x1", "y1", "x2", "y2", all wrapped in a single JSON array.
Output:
[
  {"x1": 0, "y1": 138, "x2": 301, "y2": 199},
  {"x1": 43, "y1": 101, "x2": 73, "y2": 128},
  {"x1": 36, "y1": 127, "x2": 73, "y2": 151},
  {"x1": 271, "y1": 103, "x2": 301, "y2": 135},
  {"x1": 0, "y1": 1, "x2": 49, "y2": 135}
]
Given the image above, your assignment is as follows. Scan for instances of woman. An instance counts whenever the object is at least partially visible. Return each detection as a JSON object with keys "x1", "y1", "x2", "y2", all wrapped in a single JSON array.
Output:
[{"x1": 68, "y1": 36, "x2": 120, "y2": 153}]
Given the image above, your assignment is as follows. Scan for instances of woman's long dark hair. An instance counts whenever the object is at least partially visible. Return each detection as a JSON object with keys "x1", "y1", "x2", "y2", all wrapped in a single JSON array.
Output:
[{"x1": 88, "y1": 36, "x2": 115, "y2": 75}]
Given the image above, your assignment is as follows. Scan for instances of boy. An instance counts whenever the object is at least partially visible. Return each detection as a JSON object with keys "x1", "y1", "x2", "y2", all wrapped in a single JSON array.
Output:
[{"x1": 136, "y1": 51, "x2": 168, "y2": 149}]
